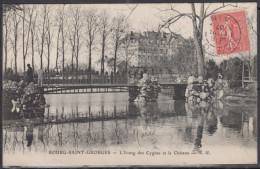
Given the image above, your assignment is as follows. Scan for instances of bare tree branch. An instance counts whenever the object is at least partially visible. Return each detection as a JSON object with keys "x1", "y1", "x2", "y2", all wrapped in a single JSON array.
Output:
[
  {"x1": 125, "y1": 3, "x2": 138, "y2": 20},
  {"x1": 203, "y1": 3, "x2": 238, "y2": 19}
]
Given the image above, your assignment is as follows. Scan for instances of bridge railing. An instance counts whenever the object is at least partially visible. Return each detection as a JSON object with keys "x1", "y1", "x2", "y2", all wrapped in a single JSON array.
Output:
[
  {"x1": 243, "y1": 76, "x2": 257, "y2": 82},
  {"x1": 37, "y1": 71, "x2": 178, "y2": 85},
  {"x1": 42, "y1": 74, "x2": 128, "y2": 85}
]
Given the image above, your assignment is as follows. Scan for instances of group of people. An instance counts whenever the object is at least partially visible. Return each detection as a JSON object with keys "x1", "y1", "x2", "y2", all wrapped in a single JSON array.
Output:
[{"x1": 24, "y1": 64, "x2": 43, "y2": 86}]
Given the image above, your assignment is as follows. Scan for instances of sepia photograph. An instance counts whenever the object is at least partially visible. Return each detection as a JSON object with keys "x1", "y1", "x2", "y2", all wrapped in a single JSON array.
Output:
[{"x1": 2, "y1": 2, "x2": 257, "y2": 166}]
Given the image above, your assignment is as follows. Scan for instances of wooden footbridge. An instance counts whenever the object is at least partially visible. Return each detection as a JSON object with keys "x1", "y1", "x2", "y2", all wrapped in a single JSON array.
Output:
[
  {"x1": 40, "y1": 83, "x2": 187, "y2": 99},
  {"x1": 40, "y1": 84, "x2": 130, "y2": 94}
]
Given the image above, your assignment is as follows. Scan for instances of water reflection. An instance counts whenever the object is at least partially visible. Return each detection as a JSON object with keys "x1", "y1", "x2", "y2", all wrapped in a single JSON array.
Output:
[{"x1": 2, "y1": 93, "x2": 257, "y2": 154}]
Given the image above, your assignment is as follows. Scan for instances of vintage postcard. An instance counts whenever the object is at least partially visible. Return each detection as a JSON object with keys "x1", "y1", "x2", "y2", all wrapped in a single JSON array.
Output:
[{"x1": 2, "y1": 2, "x2": 257, "y2": 166}]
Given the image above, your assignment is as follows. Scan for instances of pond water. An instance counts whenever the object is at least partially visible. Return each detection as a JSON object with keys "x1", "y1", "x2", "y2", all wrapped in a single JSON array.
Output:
[{"x1": 2, "y1": 92, "x2": 257, "y2": 165}]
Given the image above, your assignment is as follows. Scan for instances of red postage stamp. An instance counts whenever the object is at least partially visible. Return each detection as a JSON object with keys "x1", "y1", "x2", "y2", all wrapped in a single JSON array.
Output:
[{"x1": 211, "y1": 10, "x2": 250, "y2": 55}]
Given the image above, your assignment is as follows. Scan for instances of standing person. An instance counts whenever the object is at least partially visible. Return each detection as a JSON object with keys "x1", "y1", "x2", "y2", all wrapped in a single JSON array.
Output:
[
  {"x1": 38, "y1": 69, "x2": 44, "y2": 86},
  {"x1": 26, "y1": 64, "x2": 34, "y2": 83},
  {"x1": 26, "y1": 124, "x2": 34, "y2": 147}
]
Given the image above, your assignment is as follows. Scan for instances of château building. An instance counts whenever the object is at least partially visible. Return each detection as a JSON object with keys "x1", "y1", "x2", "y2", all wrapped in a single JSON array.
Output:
[{"x1": 119, "y1": 31, "x2": 188, "y2": 74}]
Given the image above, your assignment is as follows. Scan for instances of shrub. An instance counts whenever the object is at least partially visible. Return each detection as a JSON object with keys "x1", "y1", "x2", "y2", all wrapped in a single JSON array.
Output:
[
  {"x1": 3, "y1": 68, "x2": 21, "y2": 82},
  {"x1": 219, "y1": 57, "x2": 243, "y2": 88},
  {"x1": 205, "y1": 59, "x2": 219, "y2": 80}
]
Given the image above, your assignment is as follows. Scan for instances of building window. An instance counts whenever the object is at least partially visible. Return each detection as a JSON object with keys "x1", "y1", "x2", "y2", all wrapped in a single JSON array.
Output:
[{"x1": 160, "y1": 49, "x2": 163, "y2": 54}]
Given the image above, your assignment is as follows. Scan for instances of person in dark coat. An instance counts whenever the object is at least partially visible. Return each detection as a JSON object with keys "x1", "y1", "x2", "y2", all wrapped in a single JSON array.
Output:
[
  {"x1": 26, "y1": 125, "x2": 34, "y2": 147},
  {"x1": 26, "y1": 64, "x2": 33, "y2": 83}
]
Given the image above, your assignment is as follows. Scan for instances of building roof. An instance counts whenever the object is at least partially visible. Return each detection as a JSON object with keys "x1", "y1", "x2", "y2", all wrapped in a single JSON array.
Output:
[{"x1": 120, "y1": 30, "x2": 187, "y2": 44}]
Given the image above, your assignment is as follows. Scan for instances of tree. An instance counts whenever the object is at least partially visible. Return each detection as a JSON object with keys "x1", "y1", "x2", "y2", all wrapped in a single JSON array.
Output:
[
  {"x1": 159, "y1": 3, "x2": 238, "y2": 77},
  {"x1": 22, "y1": 5, "x2": 33, "y2": 72},
  {"x1": 30, "y1": 6, "x2": 38, "y2": 72},
  {"x1": 75, "y1": 9, "x2": 83, "y2": 82},
  {"x1": 219, "y1": 57, "x2": 243, "y2": 88},
  {"x1": 55, "y1": 11, "x2": 61, "y2": 72},
  {"x1": 111, "y1": 15, "x2": 127, "y2": 83},
  {"x1": 67, "y1": 8, "x2": 76, "y2": 73},
  {"x1": 36, "y1": 5, "x2": 48, "y2": 70},
  {"x1": 56, "y1": 6, "x2": 67, "y2": 75},
  {"x1": 68, "y1": 7, "x2": 83, "y2": 81},
  {"x1": 2, "y1": 5, "x2": 22, "y2": 17},
  {"x1": 205, "y1": 59, "x2": 219, "y2": 80},
  {"x1": 99, "y1": 9, "x2": 111, "y2": 75},
  {"x1": 173, "y1": 38, "x2": 197, "y2": 76},
  {"x1": 84, "y1": 8, "x2": 99, "y2": 83},
  {"x1": 45, "y1": 7, "x2": 54, "y2": 73},
  {"x1": 10, "y1": 10, "x2": 22, "y2": 74},
  {"x1": 119, "y1": 31, "x2": 138, "y2": 82},
  {"x1": 252, "y1": 55, "x2": 257, "y2": 78},
  {"x1": 246, "y1": 13, "x2": 257, "y2": 79},
  {"x1": 3, "y1": 11, "x2": 10, "y2": 73}
]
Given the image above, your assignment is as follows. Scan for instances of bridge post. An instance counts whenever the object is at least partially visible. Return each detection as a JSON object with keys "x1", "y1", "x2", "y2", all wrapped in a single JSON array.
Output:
[{"x1": 172, "y1": 84, "x2": 187, "y2": 100}]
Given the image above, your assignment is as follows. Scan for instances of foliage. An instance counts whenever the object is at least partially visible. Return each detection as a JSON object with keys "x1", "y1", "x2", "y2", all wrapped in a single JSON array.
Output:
[
  {"x1": 205, "y1": 59, "x2": 219, "y2": 80},
  {"x1": 252, "y1": 55, "x2": 257, "y2": 78},
  {"x1": 229, "y1": 82, "x2": 257, "y2": 96},
  {"x1": 129, "y1": 74, "x2": 161, "y2": 102},
  {"x1": 185, "y1": 76, "x2": 229, "y2": 101},
  {"x1": 3, "y1": 68, "x2": 22, "y2": 82},
  {"x1": 173, "y1": 38, "x2": 197, "y2": 76},
  {"x1": 219, "y1": 57, "x2": 243, "y2": 88},
  {"x1": 137, "y1": 75, "x2": 161, "y2": 102},
  {"x1": 3, "y1": 80, "x2": 46, "y2": 112},
  {"x1": 2, "y1": 5, "x2": 22, "y2": 16}
]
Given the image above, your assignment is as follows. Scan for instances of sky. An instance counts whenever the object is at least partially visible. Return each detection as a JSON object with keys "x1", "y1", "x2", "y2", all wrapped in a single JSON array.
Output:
[{"x1": 3, "y1": 3, "x2": 257, "y2": 72}]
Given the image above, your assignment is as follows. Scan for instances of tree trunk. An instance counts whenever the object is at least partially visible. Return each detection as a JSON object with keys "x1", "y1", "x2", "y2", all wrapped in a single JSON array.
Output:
[
  {"x1": 40, "y1": 7, "x2": 46, "y2": 70},
  {"x1": 76, "y1": 57, "x2": 78, "y2": 83},
  {"x1": 23, "y1": 9, "x2": 25, "y2": 73},
  {"x1": 31, "y1": 29, "x2": 34, "y2": 72},
  {"x1": 88, "y1": 43, "x2": 92, "y2": 84},
  {"x1": 4, "y1": 23, "x2": 8, "y2": 73},
  {"x1": 248, "y1": 50, "x2": 251, "y2": 78},
  {"x1": 47, "y1": 44, "x2": 50, "y2": 73},
  {"x1": 114, "y1": 41, "x2": 118, "y2": 84},
  {"x1": 242, "y1": 61, "x2": 245, "y2": 88},
  {"x1": 56, "y1": 26, "x2": 61, "y2": 72},
  {"x1": 76, "y1": 35, "x2": 79, "y2": 83},
  {"x1": 194, "y1": 36, "x2": 204, "y2": 76},
  {"x1": 40, "y1": 54, "x2": 43, "y2": 70},
  {"x1": 62, "y1": 29, "x2": 65, "y2": 77},
  {"x1": 125, "y1": 44, "x2": 129, "y2": 84},
  {"x1": 14, "y1": 35, "x2": 17, "y2": 74},
  {"x1": 191, "y1": 3, "x2": 205, "y2": 77},
  {"x1": 125, "y1": 59, "x2": 128, "y2": 84},
  {"x1": 71, "y1": 51, "x2": 74, "y2": 73},
  {"x1": 101, "y1": 33, "x2": 105, "y2": 75}
]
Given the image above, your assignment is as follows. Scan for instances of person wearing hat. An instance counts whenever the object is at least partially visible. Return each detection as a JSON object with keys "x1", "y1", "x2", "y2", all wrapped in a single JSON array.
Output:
[{"x1": 26, "y1": 64, "x2": 34, "y2": 83}]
